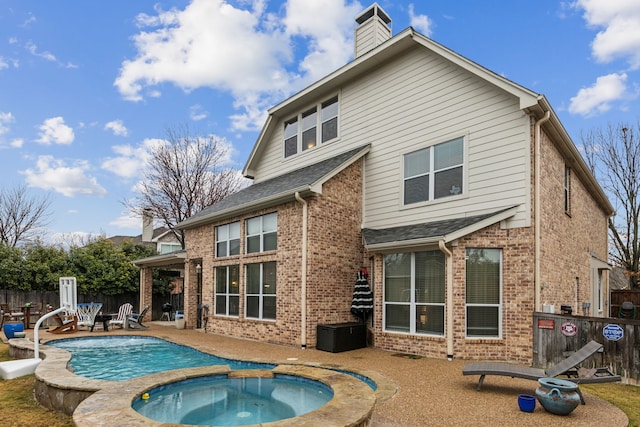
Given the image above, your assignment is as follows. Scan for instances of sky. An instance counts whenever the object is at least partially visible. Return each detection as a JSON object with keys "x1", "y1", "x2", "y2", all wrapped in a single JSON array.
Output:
[{"x1": 1, "y1": 0, "x2": 639, "y2": 245}]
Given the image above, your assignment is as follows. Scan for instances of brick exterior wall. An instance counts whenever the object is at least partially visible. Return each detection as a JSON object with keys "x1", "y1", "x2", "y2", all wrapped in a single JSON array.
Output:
[
  {"x1": 184, "y1": 160, "x2": 364, "y2": 347},
  {"x1": 537, "y1": 128, "x2": 609, "y2": 314},
  {"x1": 181, "y1": 125, "x2": 608, "y2": 364},
  {"x1": 365, "y1": 122, "x2": 610, "y2": 364},
  {"x1": 369, "y1": 224, "x2": 536, "y2": 363}
]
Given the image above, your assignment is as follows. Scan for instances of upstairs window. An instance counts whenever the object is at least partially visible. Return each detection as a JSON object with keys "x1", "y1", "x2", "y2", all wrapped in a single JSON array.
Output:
[
  {"x1": 403, "y1": 137, "x2": 464, "y2": 205},
  {"x1": 284, "y1": 96, "x2": 339, "y2": 158},
  {"x1": 216, "y1": 222, "x2": 240, "y2": 257},
  {"x1": 246, "y1": 213, "x2": 277, "y2": 253}
]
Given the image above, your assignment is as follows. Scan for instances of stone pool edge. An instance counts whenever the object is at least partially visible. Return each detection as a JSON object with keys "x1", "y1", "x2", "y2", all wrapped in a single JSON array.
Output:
[
  {"x1": 9, "y1": 335, "x2": 395, "y2": 423},
  {"x1": 72, "y1": 364, "x2": 375, "y2": 427}
]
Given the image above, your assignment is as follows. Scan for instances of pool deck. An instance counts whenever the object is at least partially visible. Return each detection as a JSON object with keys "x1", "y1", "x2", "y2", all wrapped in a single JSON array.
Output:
[{"x1": 9, "y1": 321, "x2": 629, "y2": 426}]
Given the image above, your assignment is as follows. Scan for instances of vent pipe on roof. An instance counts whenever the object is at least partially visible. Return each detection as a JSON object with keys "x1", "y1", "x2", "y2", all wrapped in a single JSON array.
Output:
[{"x1": 354, "y1": 3, "x2": 392, "y2": 57}]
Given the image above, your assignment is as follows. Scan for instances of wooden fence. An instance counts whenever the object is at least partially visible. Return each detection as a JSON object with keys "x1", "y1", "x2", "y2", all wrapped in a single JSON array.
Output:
[
  {"x1": 611, "y1": 290, "x2": 640, "y2": 319},
  {"x1": 533, "y1": 312, "x2": 640, "y2": 385},
  {"x1": 1, "y1": 289, "x2": 175, "y2": 321}
]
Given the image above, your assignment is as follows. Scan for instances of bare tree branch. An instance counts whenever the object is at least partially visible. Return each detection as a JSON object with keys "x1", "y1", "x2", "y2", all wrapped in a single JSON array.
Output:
[
  {"x1": 124, "y1": 125, "x2": 245, "y2": 248},
  {"x1": 581, "y1": 123, "x2": 640, "y2": 288},
  {"x1": 0, "y1": 185, "x2": 52, "y2": 247}
]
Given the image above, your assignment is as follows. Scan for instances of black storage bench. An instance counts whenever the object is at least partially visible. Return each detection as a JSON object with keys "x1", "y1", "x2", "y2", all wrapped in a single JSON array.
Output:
[{"x1": 316, "y1": 322, "x2": 366, "y2": 353}]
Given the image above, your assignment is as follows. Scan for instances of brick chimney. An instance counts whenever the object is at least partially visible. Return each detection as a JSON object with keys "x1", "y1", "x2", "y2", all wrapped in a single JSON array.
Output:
[
  {"x1": 142, "y1": 208, "x2": 153, "y2": 242},
  {"x1": 354, "y1": 3, "x2": 391, "y2": 58}
]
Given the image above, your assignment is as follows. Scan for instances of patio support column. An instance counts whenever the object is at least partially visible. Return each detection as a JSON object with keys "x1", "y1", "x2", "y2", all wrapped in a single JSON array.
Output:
[{"x1": 140, "y1": 267, "x2": 153, "y2": 318}]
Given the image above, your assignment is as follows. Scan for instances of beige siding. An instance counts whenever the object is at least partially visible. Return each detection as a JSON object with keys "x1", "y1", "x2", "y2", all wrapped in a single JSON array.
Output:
[{"x1": 251, "y1": 47, "x2": 532, "y2": 231}]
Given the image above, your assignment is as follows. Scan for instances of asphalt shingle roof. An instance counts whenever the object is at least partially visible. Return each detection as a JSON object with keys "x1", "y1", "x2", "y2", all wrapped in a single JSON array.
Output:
[
  {"x1": 362, "y1": 208, "x2": 514, "y2": 246},
  {"x1": 179, "y1": 145, "x2": 369, "y2": 228}
]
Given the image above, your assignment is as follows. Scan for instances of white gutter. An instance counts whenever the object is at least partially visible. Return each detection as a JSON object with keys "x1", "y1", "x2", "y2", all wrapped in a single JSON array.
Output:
[
  {"x1": 295, "y1": 192, "x2": 308, "y2": 349},
  {"x1": 534, "y1": 111, "x2": 551, "y2": 312},
  {"x1": 439, "y1": 240, "x2": 454, "y2": 360}
]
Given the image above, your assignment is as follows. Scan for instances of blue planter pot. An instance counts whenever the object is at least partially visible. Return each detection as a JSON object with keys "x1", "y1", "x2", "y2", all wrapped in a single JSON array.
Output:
[
  {"x1": 518, "y1": 394, "x2": 536, "y2": 412},
  {"x1": 3, "y1": 322, "x2": 24, "y2": 339}
]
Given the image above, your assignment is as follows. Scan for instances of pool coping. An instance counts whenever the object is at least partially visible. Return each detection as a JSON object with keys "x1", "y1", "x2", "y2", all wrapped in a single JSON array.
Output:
[
  {"x1": 73, "y1": 364, "x2": 376, "y2": 426},
  {"x1": 8, "y1": 335, "x2": 396, "y2": 425}
]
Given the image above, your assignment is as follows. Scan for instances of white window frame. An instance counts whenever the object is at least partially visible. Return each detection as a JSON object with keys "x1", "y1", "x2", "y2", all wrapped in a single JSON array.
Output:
[
  {"x1": 215, "y1": 221, "x2": 240, "y2": 258},
  {"x1": 245, "y1": 213, "x2": 277, "y2": 254},
  {"x1": 283, "y1": 95, "x2": 339, "y2": 158},
  {"x1": 245, "y1": 262, "x2": 276, "y2": 321},
  {"x1": 465, "y1": 248, "x2": 502, "y2": 338},
  {"x1": 215, "y1": 265, "x2": 239, "y2": 317},
  {"x1": 383, "y1": 251, "x2": 445, "y2": 336},
  {"x1": 403, "y1": 136, "x2": 465, "y2": 205}
]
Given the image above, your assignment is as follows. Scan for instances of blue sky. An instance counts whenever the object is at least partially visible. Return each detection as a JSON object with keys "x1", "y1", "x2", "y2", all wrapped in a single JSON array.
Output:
[{"x1": 1, "y1": 0, "x2": 638, "y2": 245}]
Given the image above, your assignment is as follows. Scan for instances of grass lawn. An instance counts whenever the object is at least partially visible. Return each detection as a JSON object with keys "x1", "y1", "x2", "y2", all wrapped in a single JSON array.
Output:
[
  {"x1": 1, "y1": 340, "x2": 639, "y2": 426},
  {"x1": 0, "y1": 343, "x2": 74, "y2": 427}
]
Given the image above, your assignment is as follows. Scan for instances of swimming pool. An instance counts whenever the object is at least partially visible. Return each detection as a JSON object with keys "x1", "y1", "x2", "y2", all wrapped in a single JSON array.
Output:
[
  {"x1": 132, "y1": 373, "x2": 334, "y2": 426},
  {"x1": 49, "y1": 336, "x2": 274, "y2": 380}
]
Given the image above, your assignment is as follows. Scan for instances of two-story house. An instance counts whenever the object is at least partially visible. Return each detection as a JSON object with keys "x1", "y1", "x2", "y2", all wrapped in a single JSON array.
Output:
[{"x1": 137, "y1": 4, "x2": 613, "y2": 362}]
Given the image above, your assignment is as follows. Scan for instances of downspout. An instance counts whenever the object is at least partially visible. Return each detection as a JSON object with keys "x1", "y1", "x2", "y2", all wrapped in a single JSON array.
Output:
[
  {"x1": 439, "y1": 240, "x2": 454, "y2": 360},
  {"x1": 295, "y1": 192, "x2": 308, "y2": 349},
  {"x1": 534, "y1": 111, "x2": 551, "y2": 312}
]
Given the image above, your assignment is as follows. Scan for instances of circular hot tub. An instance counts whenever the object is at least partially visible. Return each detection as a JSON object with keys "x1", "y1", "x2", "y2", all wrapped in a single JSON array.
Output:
[
  {"x1": 73, "y1": 365, "x2": 376, "y2": 427},
  {"x1": 133, "y1": 373, "x2": 333, "y2": 425}
]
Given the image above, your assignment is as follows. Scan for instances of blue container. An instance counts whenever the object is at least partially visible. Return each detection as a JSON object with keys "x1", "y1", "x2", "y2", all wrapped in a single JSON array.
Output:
[
  {"x1": 518, "y1": 394, "x2": 536, "y2": 412},
  {"x1": 3, "y1": 322, "x2": 24, "y2": 339},
  {"x1": 535, "y1": 378, "x2": 581, "y2": 416}
]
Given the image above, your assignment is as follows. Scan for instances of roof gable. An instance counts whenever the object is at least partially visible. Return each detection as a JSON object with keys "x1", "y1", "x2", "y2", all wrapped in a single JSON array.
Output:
[{"x1": 243, "y1": 27, "x2": 539, "y2": 177}]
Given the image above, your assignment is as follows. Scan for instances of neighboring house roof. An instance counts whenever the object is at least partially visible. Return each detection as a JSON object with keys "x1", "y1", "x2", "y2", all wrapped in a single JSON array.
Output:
[
  {"x1": 243, "y1": 27, "x2": 613, "y2": 217},
  {"x1": 177, "y1": 144, "x2": 370, "y2": 229},
  {"x1": 363, "y1": 206, "x2": 519, "y2": 251},
  {"x1": 107, "y1": 227, "x2": 171, "y2": 246}
]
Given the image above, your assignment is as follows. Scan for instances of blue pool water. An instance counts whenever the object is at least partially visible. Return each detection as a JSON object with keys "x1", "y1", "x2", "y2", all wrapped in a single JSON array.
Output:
[
  {"x1": 132, "y1": 374, "x2": 334, "y2": 426},
  {"x1": 49, "y1": 336, "x2": 273, "y2": 380}
]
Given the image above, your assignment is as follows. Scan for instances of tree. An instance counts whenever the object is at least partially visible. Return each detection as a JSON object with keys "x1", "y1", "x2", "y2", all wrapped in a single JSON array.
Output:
[
  {"x1": 22, "y1": 243, "x2": 70, "y2": 291},
  {"x1": 0, "y1": 243, "x2": 24, "y2": 290},
  {"x1": 0, "y1": 185, "x2": 51, "y2": 247},
  {"x1": 125, "y1": 126, "x2": 244, "y2": 248},
  {"x1": 582, "y1": 122, "x2": 640, "y2": 288}
]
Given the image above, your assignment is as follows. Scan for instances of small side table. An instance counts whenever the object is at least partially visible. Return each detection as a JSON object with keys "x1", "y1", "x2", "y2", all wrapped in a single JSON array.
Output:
[{"x1": 91, "y1": 314, "x2": 113, "y2": 332}]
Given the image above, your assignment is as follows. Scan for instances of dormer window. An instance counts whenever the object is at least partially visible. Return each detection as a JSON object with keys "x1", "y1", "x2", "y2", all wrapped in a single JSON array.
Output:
[{"x1": 283, "y1": 96, "x2": 339, "y2": 158}]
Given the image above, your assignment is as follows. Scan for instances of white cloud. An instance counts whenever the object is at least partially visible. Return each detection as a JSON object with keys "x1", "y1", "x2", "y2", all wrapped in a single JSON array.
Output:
[
  {"x1": 25, "y1": 41, "x2": 77, "y2": 68},
  {"x1": 568, "y1": 72, "x2": 628, "y2": 116},
  {"x1": 0, "y1": 112, "x2": 14, "y2": 135},
  {"x1": 109, "y1": 212, "x2": 142, "y2": 230},
  {"x1": 35, "y1": 116, "x2": 75, "y2": 145},
  {"x1": 114, "y1": 0, "x2": 361, "y2": 131},
  {"x1": 408, "y1": 4, "x2": 433, "y2": 37},
  {"x1": 104, "y1": 119, "x2": 129, "y2": 136},
  {"x1": 573, "y1": 0, "x2": 640, "y2": 69},
  {"x1": 10, "y1": 138, "x2": 24, "y2": 148},
  {"x1": 101, "y1": 138, "x2": 165, "y2": 178},
  {"x1": 189, "y1": 104, "x2": 208, "y2": 121},
  {"x1": 22, "y1": 155, "x2": 107, "y2": 197}
]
